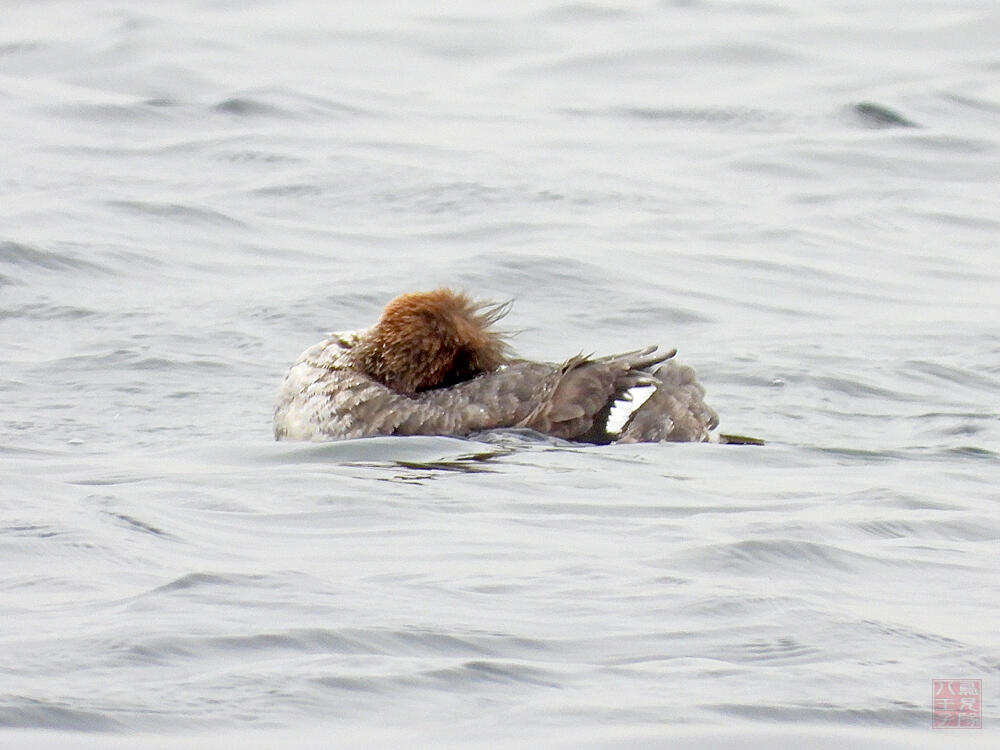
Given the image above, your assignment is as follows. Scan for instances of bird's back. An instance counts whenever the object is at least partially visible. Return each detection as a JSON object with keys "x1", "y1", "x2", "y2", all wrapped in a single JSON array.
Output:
[{"x1": 273, "y1": 337, "x2": 689, "y2": 442}]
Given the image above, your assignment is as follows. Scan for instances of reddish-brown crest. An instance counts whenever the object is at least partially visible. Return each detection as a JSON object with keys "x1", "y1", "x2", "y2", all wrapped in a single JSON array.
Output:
[{"x1": 355, "y1": 289, "x2": 510, "y2": 394}]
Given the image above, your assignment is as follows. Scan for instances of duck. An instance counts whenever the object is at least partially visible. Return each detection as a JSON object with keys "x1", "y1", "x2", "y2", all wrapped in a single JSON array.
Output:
[{"x1": 273, "y1": 289, "x2": 757, "y2": 444}]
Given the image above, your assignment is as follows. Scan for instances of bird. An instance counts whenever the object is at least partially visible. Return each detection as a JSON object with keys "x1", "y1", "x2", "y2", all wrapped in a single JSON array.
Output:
[{"x1": 273, "y1": 288, "x2": 759, "y2": 444}]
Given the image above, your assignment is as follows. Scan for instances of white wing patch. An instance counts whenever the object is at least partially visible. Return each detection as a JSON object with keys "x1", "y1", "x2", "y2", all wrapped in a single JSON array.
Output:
[{"x1": 606, "y1": 384, "x2": 655, "y2": 436}]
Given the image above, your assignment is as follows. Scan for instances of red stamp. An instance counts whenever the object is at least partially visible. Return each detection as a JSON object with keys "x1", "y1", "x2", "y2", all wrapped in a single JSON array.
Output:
[{"x1": 933, "y1": 679, "x2": 982, "y2": 728}]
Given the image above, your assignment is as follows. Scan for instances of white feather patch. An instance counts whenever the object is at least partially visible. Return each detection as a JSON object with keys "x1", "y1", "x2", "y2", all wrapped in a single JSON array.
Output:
[{"x1": 606, "y1": 384, "x2": 655, "y2": 436}]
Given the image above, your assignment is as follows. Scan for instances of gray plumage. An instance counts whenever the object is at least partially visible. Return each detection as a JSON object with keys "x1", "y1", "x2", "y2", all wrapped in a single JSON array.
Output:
[
  {"x1": 616, "y1": 362, "x2": 719, "y2": 443},
  {"x1": 273, "y1": 332, "x2": 725, "y2": 444}
]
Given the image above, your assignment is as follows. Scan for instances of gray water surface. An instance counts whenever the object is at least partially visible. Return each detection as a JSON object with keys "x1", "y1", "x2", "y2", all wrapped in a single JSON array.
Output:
[{"x1": 2, "y1": 1, "x2": 998, "y2": 747}]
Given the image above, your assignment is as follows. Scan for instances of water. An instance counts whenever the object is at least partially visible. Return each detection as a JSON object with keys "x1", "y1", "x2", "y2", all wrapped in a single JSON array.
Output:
[{"x1": 2, "y1": 0, "x2": 999, "y2": 746}]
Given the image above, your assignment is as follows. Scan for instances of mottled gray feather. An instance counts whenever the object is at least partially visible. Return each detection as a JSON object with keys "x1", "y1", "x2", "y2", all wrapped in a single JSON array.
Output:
[{"x1": 274, "y1": 333, "x2": 728, "y2": 444}]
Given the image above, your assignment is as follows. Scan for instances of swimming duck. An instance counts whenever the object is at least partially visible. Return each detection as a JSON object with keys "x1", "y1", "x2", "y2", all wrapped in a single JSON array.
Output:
[{"x1": 273, "y1": 289, "x2": 751, "y2": 444}]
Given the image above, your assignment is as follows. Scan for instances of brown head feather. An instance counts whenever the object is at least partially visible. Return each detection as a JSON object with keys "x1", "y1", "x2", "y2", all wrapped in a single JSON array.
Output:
[{"x1": 354, "y1": 289, "x2": 511, "y2": 394}]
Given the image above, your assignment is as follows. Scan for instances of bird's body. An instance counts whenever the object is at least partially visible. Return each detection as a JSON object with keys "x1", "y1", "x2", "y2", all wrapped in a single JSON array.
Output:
[{"x1": 273, "y1": 289, "x2": 738, "y2": 444}]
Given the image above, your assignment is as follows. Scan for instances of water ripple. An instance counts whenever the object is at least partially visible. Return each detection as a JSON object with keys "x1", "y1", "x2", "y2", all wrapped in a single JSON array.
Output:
[
  {"x1": 106, "y1": 201, "x2": 248, "y2": 228},
  {"x1": 851, "y1": 102, "x2": 919, "y2": 129},
  {"x1": 0, "y1": 241, "x2": 108, "y2": 275}
]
